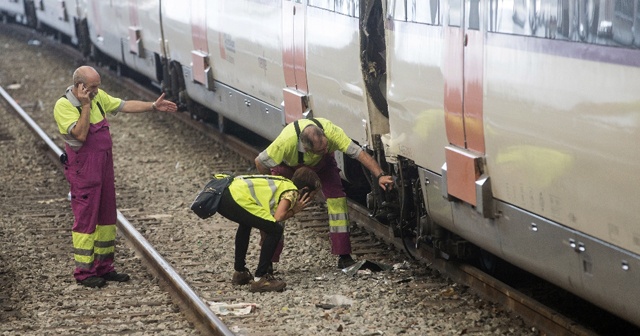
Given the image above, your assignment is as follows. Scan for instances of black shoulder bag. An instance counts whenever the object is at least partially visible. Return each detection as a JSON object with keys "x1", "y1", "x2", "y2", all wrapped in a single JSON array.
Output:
[{"x1": 190, "y1": 175, "x2": 234, "y2": 219}]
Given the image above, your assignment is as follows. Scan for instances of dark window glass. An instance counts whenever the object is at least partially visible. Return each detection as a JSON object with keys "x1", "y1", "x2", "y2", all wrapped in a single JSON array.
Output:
[{"x1": 487, "y1": 0, "x2": 639, "y2": 50}]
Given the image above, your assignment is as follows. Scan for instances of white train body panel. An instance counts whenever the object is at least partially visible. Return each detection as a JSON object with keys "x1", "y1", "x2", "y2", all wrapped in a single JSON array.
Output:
[
  {"x1": 305, "y1": 6, "x2": 370, "y2": 146},
  {"x1": 385, "y1": 0, "x2": 640, "y2": 326},
  {"x1": 211, "y1": 0, "x2": 285, "y2": 110},
  {"x1": 161, "y1": 0, "x2": 287, "y2": 141},
  {"x1": 481, "y1": 36, "x2": 640, "y2": 325},
  {"x1": 86, "y1": 0, "x2": 160, "y2": 81},
  {"x1": 157, "y1": 0, "x2": 192, "y2": 67},
  {"x1": 0, "y1": 0, "x2": 26, "y2": 19},
  {"x1": 385, "y1": 20, "x2": 448, "y2": 173},
  {"x1": 35, "y1": 0, "x2": 85, "y2": 43},
  {"x1": 484, "y1": 41, "x2": 640, "y2": 257}
]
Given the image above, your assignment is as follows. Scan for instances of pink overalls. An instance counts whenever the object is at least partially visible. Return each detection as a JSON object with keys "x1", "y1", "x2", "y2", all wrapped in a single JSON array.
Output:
[{"x1": 63, "y1": 118, "x2": 117, "y2": 281}]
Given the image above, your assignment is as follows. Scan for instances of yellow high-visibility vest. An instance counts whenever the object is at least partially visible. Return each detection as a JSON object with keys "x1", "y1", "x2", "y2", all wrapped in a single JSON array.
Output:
[{"x1": 223, "y1": 174, "x2": 298, "y2": 221}]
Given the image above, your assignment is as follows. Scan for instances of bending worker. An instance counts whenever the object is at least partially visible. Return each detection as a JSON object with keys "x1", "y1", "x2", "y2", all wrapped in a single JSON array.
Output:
[
  {"x1": 216, "y1": 167, "x2": 321, "y2": 292},
  {"x1": 53, "y1": 65, "x2": 177, "y2": 288},
  {"x1": 255, "y1": 117, "x2": 394, "y2": 269}
]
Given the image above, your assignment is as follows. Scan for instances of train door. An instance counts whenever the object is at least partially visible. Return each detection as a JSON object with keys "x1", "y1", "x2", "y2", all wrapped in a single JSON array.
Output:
[
  {"x1": 443, "y1": 0, "x2": 490, "y2": 214},
  {"x1": 190, "y1": 0, "x2": 214, "y2": 90},
  {"x1": 127, "y1": 0, "x2": 143, "y2": 57},
  {"x1": 282, "y1": 0, "x2": 310, "y2": 123}
]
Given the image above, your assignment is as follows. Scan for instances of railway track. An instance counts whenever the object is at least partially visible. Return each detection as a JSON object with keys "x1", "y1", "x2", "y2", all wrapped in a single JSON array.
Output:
[
  {"x1": 0, "y1": 86, "x2": 232, "y2": 335},
  {"x1": 3, "y1": 22, "x2": 637, "y2": 335}
]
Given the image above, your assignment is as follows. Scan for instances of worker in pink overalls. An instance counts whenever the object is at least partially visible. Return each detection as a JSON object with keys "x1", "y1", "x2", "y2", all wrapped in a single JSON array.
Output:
[
  {"x1": 255, "y1": 118, "x2": 394, "y2": 270},
  {"x1": 53, "y1": 66, "x2": 177, "y2": 288}
]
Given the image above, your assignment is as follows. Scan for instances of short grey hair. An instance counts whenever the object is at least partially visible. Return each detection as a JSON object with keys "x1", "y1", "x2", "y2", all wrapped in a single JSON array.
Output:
[
  {"x1": 72, "y1": 66, "x2": 99, "y2": 87},
  {"x1": 300, "y1": 125, "x2": 324, "y2": 150}
]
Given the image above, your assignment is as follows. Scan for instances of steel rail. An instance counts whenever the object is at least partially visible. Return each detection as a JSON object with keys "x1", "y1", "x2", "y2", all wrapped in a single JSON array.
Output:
[
  {"x1": 161, "y1": 88, "x2": 595, "y2": 335},
  {"x1": 168, "y1": 99, "x2": 596, "y2": 334},
  {"x1": 346, "y1": 201, "x2": 597, "y2": 336},
  {"x1": 0, "y1": 86, "x2": 234, "y2": 336}
]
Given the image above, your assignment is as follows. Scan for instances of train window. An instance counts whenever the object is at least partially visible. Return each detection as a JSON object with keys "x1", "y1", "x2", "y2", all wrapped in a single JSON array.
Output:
[
  {"x1": 335, "y1": 0, "x2": 359, "y2": 17},
  {"x1": 309, "y1": 0, "x2": 334, "y2": 11},
  {"x1": 636, "y1": 2, "x2": 640, "y2": 47},
  {"x1": 488, "y1": 0, "x2": 639, "y2": 50},
  {"x1": 466, "y1": 0, "x2": 479, "y2": 30},
  {"x1": 388, "y1": 0, "x2": 407, "y2": 21},
  {"x1": 448, "y1": 0, "x2": 461, "y2": 27},
  {"x1": 411, "y1": 0, "x2": 440, "y2": 25}
]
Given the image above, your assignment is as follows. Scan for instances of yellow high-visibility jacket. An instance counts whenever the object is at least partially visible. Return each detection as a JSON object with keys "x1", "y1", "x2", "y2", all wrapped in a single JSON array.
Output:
[{"x1": 222, "y1": 174, "x2": 298, "y2": 221}]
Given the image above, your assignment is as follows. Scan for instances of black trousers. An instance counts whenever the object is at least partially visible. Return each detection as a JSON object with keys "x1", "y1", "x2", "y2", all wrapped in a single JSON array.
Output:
[{"x1": 217, "y1": 188, "x2": 284, "y2": 277}]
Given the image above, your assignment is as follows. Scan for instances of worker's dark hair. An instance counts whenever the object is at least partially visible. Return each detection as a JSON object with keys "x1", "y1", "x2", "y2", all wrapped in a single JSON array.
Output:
[{"x1": 291, "y1": 167, "x2": 321, "y2": 192}]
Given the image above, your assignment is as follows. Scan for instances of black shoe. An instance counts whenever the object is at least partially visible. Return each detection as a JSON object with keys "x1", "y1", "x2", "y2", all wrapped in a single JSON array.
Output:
[
  {"x1": 78, "y1": 276, "x2": 107, "y2": 288},
  {"x1": 337, "y1": 255, "x2": 356, "y2": 269},
  {"x1": 101, "y1": 271, "x2": 130, "y2": 282}
]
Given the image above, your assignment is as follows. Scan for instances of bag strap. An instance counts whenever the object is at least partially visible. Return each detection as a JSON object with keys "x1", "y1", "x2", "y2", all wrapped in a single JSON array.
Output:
[
  {"x1": 61, "y1": 95, "x2": 105, "y2": 117},
  {"x1": 294, "y1": 118, "x2": 323, "y2": 165},
  {"x1": 236, "y1": 174, "x2": 290, "y2": 183}
]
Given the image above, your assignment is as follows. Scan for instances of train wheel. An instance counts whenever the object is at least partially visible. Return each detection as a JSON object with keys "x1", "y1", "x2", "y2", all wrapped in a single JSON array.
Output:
[
  {"x1": 478, "y1": 249, "x2": 502, "y2": 275},
  {"x1": 89, "y1": 43, "x2": 104, "y2": 65}
]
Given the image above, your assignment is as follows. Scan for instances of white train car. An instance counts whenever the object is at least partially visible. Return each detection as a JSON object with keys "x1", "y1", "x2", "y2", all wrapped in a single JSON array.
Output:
[
  {"x1": 160, "y1": 0, "x2": 288, "y2": 141},
  {"x1": 160, "y1": 0, "x2": 381, "y2": 147},
  {"x1": 85, "y1": 0, "x2": 163, "y2": 82},
  {"x1": 34, "y1": 0, "x2": 85, "y2": 46},
  {"x1": 0, "y1": 0, "x2": 34, "y2": 25},
  {"x1": 384, "y1": 0, "x2": 640, "y2": 327},
  {"x1": 305, "y1": 1, "x2": 382, "y2": 148}
]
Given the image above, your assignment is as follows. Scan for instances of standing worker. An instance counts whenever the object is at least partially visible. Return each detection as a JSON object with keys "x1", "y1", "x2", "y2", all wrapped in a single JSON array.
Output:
[
  {"x1": 53, "y1": 66, "x2": 177, "y2": 288},
  {"x1": 215, "y1": 167, "x2": 321, "y2": 292},
  {"x1": 255, "y1": 117, "x2": 394, "y2": 269}
]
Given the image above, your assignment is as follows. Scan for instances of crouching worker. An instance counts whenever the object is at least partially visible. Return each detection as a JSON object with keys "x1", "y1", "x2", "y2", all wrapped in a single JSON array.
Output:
[{"x1": 215, "y1": 167, "x2": 321, "y2": 292}]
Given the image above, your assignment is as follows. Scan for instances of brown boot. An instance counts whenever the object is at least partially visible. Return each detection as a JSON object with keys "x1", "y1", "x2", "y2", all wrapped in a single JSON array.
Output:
[
  {"x1": 249, "y1": 274, "x2": 286, "y2": 293},
  {"x1": 232, "y1": 268, "x2": 253, "y2": 285}
]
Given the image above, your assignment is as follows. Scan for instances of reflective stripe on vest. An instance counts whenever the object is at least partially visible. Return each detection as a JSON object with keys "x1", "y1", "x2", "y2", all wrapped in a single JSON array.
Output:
[{"x1": 229, "y1": 175, "x2": 297, "y2": 221}]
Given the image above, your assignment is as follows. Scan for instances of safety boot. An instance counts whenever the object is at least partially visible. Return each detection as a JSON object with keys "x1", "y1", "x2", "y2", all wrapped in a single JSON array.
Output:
[
  {"x1": 337, "y1": 255, "x2": 356, "y2": 269},
  {"x1": 249, "y1": 274, "x2": 286, "y2": 293},
  {"x1": 78, "y1": 276, "x2": 107, "y2": 288},
  {"x1": 232, "y1": 268, "x2": 253, "y2": 285},
  {"x1": 101, "y1": 271, "x2": 130, "y2": 282}
]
